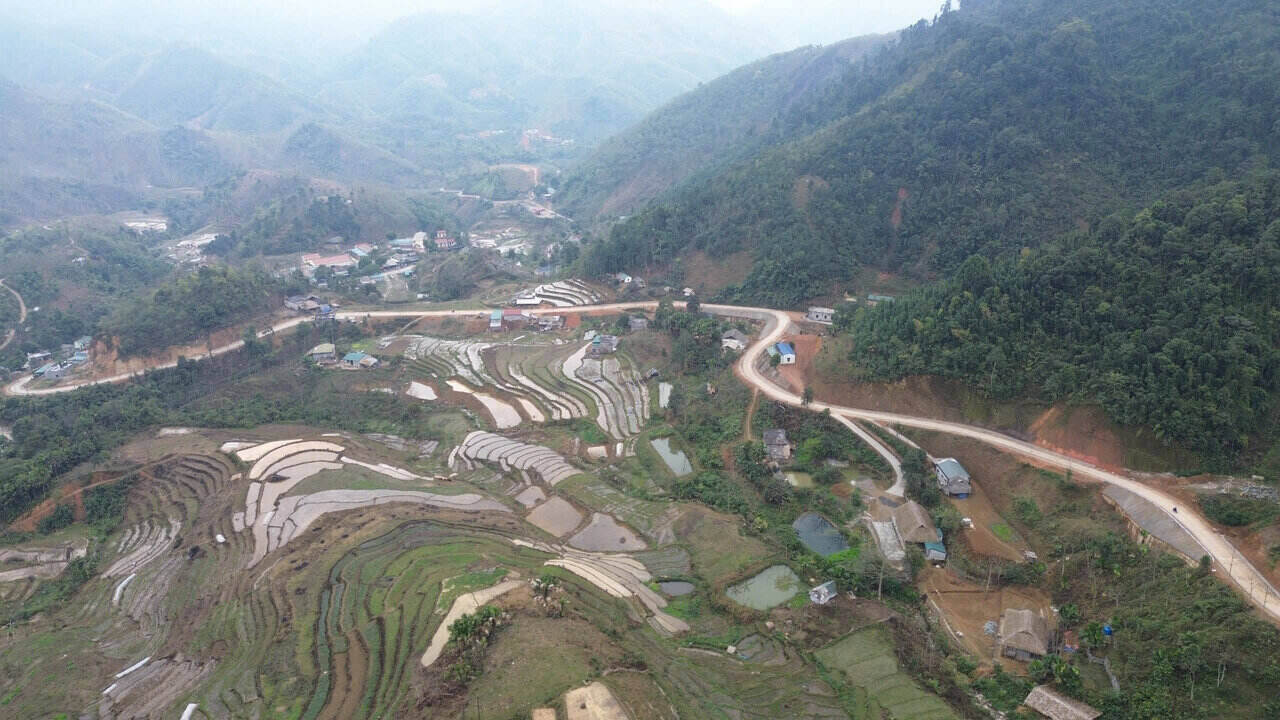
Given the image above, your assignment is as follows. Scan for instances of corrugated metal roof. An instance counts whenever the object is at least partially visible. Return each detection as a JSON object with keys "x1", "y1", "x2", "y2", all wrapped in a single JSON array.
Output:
[{"x1": 776, "y1": 342, "x2": 795, "y2": 355}]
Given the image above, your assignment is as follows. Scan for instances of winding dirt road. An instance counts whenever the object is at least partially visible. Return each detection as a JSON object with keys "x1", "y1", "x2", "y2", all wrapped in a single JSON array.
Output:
[
  {"x1": 0, "y1": 278, "x2": 28, "y2": 352},
  {"x1": 6, "y1": 300, "x2": 1278, "y2": 621}
]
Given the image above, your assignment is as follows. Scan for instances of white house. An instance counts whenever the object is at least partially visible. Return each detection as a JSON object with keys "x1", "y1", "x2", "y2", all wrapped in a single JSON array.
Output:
[{"x1": 806, "y1": 307, "x2": 835, "y2": 324}]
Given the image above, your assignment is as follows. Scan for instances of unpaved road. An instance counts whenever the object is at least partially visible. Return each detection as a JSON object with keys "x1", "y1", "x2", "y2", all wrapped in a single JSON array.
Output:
[
  {"x1": 0, "y1": 278, "x2": 28, "y2": 352},
  {"x1": 6, "y1": 300, "x2": 1279, "y2": 622}
]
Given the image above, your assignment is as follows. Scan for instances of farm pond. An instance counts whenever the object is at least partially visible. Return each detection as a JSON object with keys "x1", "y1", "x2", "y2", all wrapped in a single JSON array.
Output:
[
  {"x1": 792, "y1": 512, "x2": 848, "y2": 557},
  {"x1": 726, "y1": 565, "x2": 802, "y2": 610},
  {"x1": 650, "y1": 437, "x2": 693, "y2": 476}
]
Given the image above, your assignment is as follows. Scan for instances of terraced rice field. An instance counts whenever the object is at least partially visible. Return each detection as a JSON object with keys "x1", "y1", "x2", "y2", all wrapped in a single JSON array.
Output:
[
  {"x1": 513, "y1": 279, "x2": 603, "y2": 307},
  {"x1": 406, "y1": 334, "x2": 651, "y2": 440},
  {"x1": 816, "y1": 626, "x2": 958, "y2": 720}
]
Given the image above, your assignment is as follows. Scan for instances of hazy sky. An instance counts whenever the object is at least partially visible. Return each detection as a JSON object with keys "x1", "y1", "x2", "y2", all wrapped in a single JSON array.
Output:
[{"x1": 2, "y1": 0, "x2": 947, "y2": 49}]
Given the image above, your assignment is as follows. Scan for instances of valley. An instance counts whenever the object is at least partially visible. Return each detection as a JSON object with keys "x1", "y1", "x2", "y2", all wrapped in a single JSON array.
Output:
[{"x1": 3, "y1": 0, "x2": 1280, "y2": 718}]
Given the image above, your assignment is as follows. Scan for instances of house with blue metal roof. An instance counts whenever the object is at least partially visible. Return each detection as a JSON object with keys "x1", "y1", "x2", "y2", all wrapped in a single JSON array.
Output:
[{"x1": 774, "y1": 342, "x2": 796, "y2": 365}]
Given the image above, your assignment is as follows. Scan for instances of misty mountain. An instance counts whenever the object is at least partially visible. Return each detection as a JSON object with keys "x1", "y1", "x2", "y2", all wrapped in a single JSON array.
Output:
[
  {"x1": 558, "y1": 33, "x2": 892, "y2": 221},
  {"x1": 319, "y1": 0, "x2": 768, "y2": 142}
]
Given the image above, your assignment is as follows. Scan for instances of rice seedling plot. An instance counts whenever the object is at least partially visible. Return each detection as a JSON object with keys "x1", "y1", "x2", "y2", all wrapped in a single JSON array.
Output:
[
  {"x1": 555, "y1": 475, "x2": 671, "y2": 539},
  {"x1": 816, "y1": 627, "x2": 958, "y2": 720}
]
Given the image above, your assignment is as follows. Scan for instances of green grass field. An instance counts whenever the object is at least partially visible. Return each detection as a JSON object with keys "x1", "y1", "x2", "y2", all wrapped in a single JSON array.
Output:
[{"x1": 816, "y1": 626, "x2": 957, "y2": 720}]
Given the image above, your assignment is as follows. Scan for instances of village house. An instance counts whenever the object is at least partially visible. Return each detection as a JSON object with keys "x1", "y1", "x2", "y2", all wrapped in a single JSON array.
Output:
[
  {"x1": 503, "y1": 308, "x2": 534, "y2": 329},
  {"x1": 809, "y1": 581, "x2": 838, "y2": 605},
  {"x1": 614, "y1": 272, "x2": 633, "y2": 284},
  {"x1": 341, "y1": 351, "x2": 379, "y2": 369},
  {"x1": 307, "y1": 343, "x2": 337, "y2": 364},
  {"x1": 806, "y1": 307, "x2": 836, "y2": 325},
  {"x1": 1022, "y1": 685, "x2": 1101, "y2": 720},
  {"x1": 892, "y1": 500, "x2": 939, "y2": 544},
  {"x1": 489, "y1": 309, "x2": 504, "y2": 331},
  {"x1": 999, "y1": 608, "x2": 1051, "y2": 662},
  {"x1": 628, "y1": 316, "x2": 649, "y2": 331},
  {"x1": 721, "y1": 329, "x2": 749, "y2": 351},
  {"x1": 433, "y1": 230, "x2": 458, "y2": 250},
  {"x1": 763, "y1": 429, "x2": 791, "y2": 462},
  {"x1": 934, "y1": 458, "x2": 973, "y2": 497},
  {"x1": 773, "y1": 342, "x2": 797, "y2": 365},
  {"x1": 866, "y1": 294, "x2": 895, "y2": 306},
  {"x1": 538, "y1": 315, "x2": 565, "y2": 331},
  {"x1": 34, "y1": 362, "x2": 67, "y2": 380},
  {"x1": 73, "y1": 336, "x2": 93, "y2": 351},
  {"x1": 513, "y1": 291, "x2": 543, "y2": 307},
  {"x1": 589, "y1": 334, "x2": 619, "y2": 356}
]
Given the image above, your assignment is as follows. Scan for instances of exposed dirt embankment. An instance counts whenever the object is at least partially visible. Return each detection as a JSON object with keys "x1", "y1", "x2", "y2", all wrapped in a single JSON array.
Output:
[
  {"x1": 87, "y1": 312, "x2": 292, "y2": 381},
  {"x1": 808, "y1": 369, "x2": 1192, "y2": 474}
]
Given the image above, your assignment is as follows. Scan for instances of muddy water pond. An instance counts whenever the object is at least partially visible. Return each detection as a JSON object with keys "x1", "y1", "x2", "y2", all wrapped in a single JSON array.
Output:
[
  {"x1": 651, "y1": 437, "x2": 693, "y2": 476},
  {"x1": 726, "y1": 565, "x2": 801, "y2": 610},
  {"x1": 792, "y1": 512, "x2": 848, "y2": 557},
  {"x1": 784, "y1": 471, "x2": 814, "y2": 488},
  {"x1": 659, "y1": 581, "x2": 695, "y2": 596}
]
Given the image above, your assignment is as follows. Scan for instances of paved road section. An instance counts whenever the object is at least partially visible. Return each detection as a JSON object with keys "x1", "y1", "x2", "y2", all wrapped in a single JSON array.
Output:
[{"x1": 7, "y1": 300, "x2": 1279, "y2": 621}]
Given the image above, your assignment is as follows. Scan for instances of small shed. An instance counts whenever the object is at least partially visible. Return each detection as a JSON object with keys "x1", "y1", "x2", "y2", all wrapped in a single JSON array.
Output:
[
  {"x1": 999, "y1": 608, "x2": 1050, "y2": 662},
  {"x1": 809, "y1": 581, "x2": 838, "y2": 605},
  {"x1": 924, "y1": 530, "x2": 947, "y2": 562},
  {"x1": 1022, "y1": 685, "x2": 1101, "y2": 720},
  {"x1": 763, "y1": 429, "x2": 791, "y2": 461},
  {"x1": 934, "y1": 457, "x2": 972, "y2": 497},
  {"x1": 892, "y1": 501, "x2": 938, "y2": 544}
]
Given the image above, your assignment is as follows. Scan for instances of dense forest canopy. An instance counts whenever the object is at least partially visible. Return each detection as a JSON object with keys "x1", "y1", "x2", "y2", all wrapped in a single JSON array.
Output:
[
  {"x1": 848, "y1": 173, "x2": 1280, "y2": 462},
  {"x1": 102, "y1": 265, "x2": 280, "y2": 356},
  {"x1": 578, "y1": 0, "x2": 1280, "y2": 306}
]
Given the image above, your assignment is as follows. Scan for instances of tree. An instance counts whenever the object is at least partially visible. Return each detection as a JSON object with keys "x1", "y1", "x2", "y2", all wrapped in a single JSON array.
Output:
[
  {"x1": 802, "y1": 386, "x2": 814, "y2": 406},
  {"x1": 1082, "y1": 621, "x2": 1104, "y2": 650}
]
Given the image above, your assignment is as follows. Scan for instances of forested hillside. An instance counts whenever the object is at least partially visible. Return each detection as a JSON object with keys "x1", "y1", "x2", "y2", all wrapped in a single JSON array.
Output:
[
  {"x1": 102, "y1": 266, "x2": 279, "y2": 356},
  {"x1": 848, "y1": 174, "x2": 1280, "y2": 463},
  {"x1": 557, "y1": 33, "x2": 890, "y2": 220},
  {"x1": 579, "y1": 0, "x2": 1280, "y2": 306}
]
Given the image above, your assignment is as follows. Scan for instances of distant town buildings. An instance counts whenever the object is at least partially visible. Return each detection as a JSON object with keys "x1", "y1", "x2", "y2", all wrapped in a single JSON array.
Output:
[{"x1": 433, "y1": 230, "x2": 458, "y2": 250}]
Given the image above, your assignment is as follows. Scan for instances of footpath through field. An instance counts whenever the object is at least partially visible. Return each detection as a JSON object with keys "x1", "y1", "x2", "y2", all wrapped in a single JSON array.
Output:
[{"x1": 5, "y1": 299, "x2": 1278, "y2": 623}]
